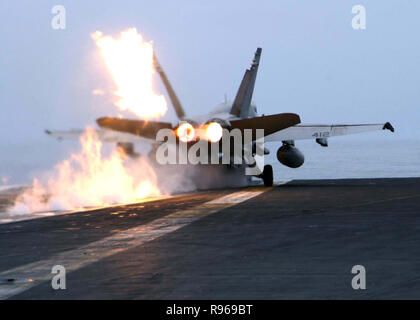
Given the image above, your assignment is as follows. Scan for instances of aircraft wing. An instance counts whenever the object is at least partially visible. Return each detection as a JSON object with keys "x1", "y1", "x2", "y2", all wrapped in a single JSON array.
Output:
[
  {"x1": 265, "y1": 122, "x2": 394, "y2": 143},
  {"x1": 45, "y1": 128, "x2": 153, "y2": 143}
]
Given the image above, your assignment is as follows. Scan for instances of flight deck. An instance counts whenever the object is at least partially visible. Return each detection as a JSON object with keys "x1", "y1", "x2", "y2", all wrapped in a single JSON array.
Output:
[{"x1": 0, "y1": 178, "x2": 419, "y2": 299}]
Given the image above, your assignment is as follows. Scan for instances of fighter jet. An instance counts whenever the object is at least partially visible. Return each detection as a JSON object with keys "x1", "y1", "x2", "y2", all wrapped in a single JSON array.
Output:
[{"x1": 46, "y1": 48, "x2": 394, "y2": 186}]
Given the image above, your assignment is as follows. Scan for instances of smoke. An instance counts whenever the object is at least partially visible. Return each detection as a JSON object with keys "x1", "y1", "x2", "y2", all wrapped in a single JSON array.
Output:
[{"x1": 153, "y1": 162, "x2": 250, "y2": 194}]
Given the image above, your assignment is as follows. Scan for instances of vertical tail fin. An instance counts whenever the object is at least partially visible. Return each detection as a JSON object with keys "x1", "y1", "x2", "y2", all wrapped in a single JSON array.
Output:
[
  {"x1": 153, "y1": 53, "x2": 186, "y2": 119},
  {"x1": 230, "y1": 48, "x2": 262, "y2": 118}
]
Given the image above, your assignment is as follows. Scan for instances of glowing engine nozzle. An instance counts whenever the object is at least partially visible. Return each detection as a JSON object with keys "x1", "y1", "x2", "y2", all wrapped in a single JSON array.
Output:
[
  {"x1": 204, "y1": 122, "x2": 223, "y2": 143},
  {"x1": 175, "y1": 122, "x2": 195, "y2": 142}
]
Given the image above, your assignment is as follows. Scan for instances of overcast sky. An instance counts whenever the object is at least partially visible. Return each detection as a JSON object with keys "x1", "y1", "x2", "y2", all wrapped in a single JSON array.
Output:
[{"x1": 1, "y1": 0, "x2": 419, "y2": 146}]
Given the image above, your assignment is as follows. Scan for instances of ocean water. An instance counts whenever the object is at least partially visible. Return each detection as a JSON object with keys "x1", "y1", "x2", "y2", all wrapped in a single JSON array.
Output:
[
  {"x1": 267, "y1": 137, "x2": 420, "y2": 181},
  {"x1": 0, "y1": 136, "x2": 419, "y2": 187}
]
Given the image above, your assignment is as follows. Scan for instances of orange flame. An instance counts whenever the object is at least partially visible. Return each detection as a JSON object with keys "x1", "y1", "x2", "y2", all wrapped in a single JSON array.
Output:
[
  {"x1": 92, "y1": 28, "x2": 167, "y2": 119},
  {"x1": 175, "y1": 122, "x2": 196, "y2": 142},
  {"x1": 175, "y1": 122, "x2": 223, "y2": 143},
  {"x1": 11, "y1": 129, "x2": 161, "y2": 214}
]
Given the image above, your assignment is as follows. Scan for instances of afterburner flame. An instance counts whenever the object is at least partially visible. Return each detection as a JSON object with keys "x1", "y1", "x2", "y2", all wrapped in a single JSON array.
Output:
[
  {"x1": 176, "y1": 122, "x2": 196, "y2": 142},
  {"x1": 204, "y1": 122, "x2": 223, "y2": 142},
  {"x1": 92, "y1": 28, "x2": 167, "y2": 119},
  {"x1": 175, "y1": 122, "x2": 224, "y2": 143},
  {"x1": 11, "y1": 129, "x2": 161, "y2": 214}
]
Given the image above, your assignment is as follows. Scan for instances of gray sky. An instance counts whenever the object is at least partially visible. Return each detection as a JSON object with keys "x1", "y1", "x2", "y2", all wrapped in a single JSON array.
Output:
[{"x1": 1, "y1": 0, "x2": 419, "y2": 146}]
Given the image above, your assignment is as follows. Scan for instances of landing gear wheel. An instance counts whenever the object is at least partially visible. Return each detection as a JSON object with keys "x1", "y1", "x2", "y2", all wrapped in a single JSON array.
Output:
[{"x1": 262, "y1": 165, "x2": 273, "y2": 187}]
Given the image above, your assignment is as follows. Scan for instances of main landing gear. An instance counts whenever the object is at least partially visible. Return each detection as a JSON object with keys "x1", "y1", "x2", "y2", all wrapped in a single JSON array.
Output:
[{"x1": 261, "y1": 164, "x2": 273, "y2": 187}]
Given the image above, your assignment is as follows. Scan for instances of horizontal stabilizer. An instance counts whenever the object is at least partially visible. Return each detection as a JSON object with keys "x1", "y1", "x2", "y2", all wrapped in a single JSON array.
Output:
[
  {"x1": 230, "y1": 113, "x2": 301, "y2": 140},
  {"x1": 96, "y1": 117, "x2": 173, "y2": 140}
]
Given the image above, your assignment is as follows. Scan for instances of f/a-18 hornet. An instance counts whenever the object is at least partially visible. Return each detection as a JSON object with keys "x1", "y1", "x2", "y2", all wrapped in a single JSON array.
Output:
[{"x1": 47, "y1": 48, "x2": 394, "y2": 186}]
